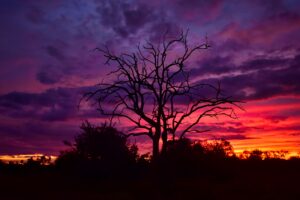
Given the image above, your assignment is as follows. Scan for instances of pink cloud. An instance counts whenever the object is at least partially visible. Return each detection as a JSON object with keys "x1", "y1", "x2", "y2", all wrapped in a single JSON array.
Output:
[{"x1": 219, "y1": 13, "x2": 300, "y2": 45}]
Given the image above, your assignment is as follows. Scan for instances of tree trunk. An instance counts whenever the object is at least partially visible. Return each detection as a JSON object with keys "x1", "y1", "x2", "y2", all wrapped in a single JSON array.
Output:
[
  {"x1": 152, "y1": 137, "x2": 160, "y2": 160},
  {"x1": 161, "y1": 131, "x2": 168, "y2": 155}
]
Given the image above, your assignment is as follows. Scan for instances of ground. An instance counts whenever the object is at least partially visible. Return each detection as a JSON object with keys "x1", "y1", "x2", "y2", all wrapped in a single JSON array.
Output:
[{"x1": 1, "y1": 160, "x2": 300, "y2": 200}]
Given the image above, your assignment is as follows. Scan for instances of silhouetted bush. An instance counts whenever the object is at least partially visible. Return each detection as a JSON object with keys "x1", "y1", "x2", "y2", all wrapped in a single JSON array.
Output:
[
  {"x1": 25, "y1": 156, "x2": 52, "y2": 168},
  {"x1": 240, "y1": 149, "x2": 289, "y2": 160},
  {"x1": 248, "y1": 149, "x2": 263, "y2": 160},
  {"x1": 162, "y1": 138, "x2": 235, "y2": 162},
  {"x1": 289, "y1": 156, "x2": 300, "y2": 161},
  {"x1": 154, "y1": 138, "x2": 237, "y2": 178},
  {"x1": 55, "y1": 121, "x2": 143, "y2": 178},
  {"x1": 0, "y1": 160, "x2": 5, "y2": 169},
  {"x1": 202, "y1": 139, "x2": 236, "y2": 160}
]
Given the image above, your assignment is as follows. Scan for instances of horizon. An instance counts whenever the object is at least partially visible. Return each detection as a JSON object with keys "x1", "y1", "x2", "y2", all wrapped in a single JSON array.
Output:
[{"x1": 0, "y1": 0, "x2": 300, "y2": 156}]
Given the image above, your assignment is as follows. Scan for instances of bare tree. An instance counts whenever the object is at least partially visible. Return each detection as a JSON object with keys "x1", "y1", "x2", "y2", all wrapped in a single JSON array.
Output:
[{"x1": 84, "y1": 30, "x2": 242, "y2": 159}]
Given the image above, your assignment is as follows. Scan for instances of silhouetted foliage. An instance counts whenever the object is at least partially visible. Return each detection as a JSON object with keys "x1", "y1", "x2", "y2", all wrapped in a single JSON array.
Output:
[
  {"x1": 25, "y1": 155, "x2": 52, "y2": 168},
  {"x1": 153, "y1": 138, "x2": 238, "y2": 178},
  {"x1": 163, "y1": 138, "x2": 235, "y2": 161},
  {"x1": 202, "y1": 139, "x2": 235, "y2": 159},
  {"x1": 289, "y1": 156, "x2": 300, "y2": 161},
  {"x1": 2, "y1": 138, "x2": 300, "y2": 200},
  {"x1": 55, "y1": 121, "x2": 143, "y2": 177},
  {"x1": 55, "y1": 150, "x2": 83, "y2": 169},
  {"x1": 240, "y1": 149, "x2": 289, "y2": 160},
  {"x1": 249, "y1": 149, "x2": 263, "y2": 160},
  {"x1": 74, "y1": 121, "x2": 130, "y2": 163},
  {"x1": 0, "y1": 160, "x2": 5, "y2": 169}
]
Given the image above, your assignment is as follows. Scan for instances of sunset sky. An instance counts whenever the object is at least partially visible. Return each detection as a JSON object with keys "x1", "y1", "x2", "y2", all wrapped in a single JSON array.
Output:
[{"x1": 0, "y1": 0, "x2": 300, "y2": 156}]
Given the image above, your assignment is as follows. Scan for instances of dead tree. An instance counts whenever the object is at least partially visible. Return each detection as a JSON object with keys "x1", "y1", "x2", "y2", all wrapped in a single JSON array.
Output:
[{"x1": 84, "y1": 30, "x2": 242, "y2": 159}]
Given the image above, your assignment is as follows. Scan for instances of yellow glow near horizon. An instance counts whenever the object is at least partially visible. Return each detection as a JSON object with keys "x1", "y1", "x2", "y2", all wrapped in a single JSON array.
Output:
[{"x1": 0, "y1": 154, "x2": 57, "y2": 164}]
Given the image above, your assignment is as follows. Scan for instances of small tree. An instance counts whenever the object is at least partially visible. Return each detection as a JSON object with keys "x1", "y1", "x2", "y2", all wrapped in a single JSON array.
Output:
[
  {"x1": 56, "y1": 122, "x2": 137, "y2": 168},
  {"x1": 249, "y1": 149, "x2": 263, "y2": 160},
  {"x1": 84, "y1": 30, "x2": 241, "y2": 159},
  {"x1": 75, "y1": 121, "x2": 129, "y2": 162}
]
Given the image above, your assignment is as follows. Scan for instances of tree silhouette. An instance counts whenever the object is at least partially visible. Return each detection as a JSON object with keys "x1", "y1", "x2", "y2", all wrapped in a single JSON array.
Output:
[
  {"x1": 202, "y1": 139, "x2": 235, "y2": 159},
  {"x1": 26, "y1": 155, "x2": 52, "y2": 167},
  {"x1": 84, "y1": 30, "x2": 241, "y2": 159},
  {"x1": 75, "y1": 121, "x2": 130, "y2": 162},
  {"x1": 56, "y1": 121, "x2": 138, "y2": 170}
]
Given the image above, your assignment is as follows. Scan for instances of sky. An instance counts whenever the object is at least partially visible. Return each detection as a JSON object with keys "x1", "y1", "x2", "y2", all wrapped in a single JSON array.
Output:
[{"x1": 0, "y1": 0, "x2": 300, "y2": 156}]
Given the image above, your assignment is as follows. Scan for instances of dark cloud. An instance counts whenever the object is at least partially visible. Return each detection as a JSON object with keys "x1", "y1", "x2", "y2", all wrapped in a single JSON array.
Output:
[
  {"x1": 94, "y1": 0, "x2": 182, "y2": 42},
  {"x1": 36, "y1": 65, "x2": 62, "y2": 84},
  {"x1": 0, "y1": 121, "x2": 78, "y2": 155},
  {"x1": 196, "y1": 53, "x2": 300, "y2": 101},
  {"x1": 290, "y1": 132, "x2": 300, "y2": 136},
  {"x1": 191, "y1": 51, "x2": 292, "y2": 78},
  {"x1": 215, "y1": 38, "x2": 249, "y2": 53},
  {"x1": 147, "y1": 21, "x2": 181, "y2": 43},
  {"x1": 123, "y1": 3, "x2": 154, "y2": 33},
  {"x1": 0, "y1": 87, "x2": 99, "y2": 121},
  {"x1": 191, "y1": 56, "x2": 234, "y2": 76},
  {"x1": 272, "y1": 124, "x2": 300, "y2": 132},
  {"x1": 46, "y1": 46, "x2": 65, "y2": 61},
  {"x1": 96, "y1": 0, "x2": 155, "y2": 38},
  {"x1": 175, "y1": 0, "x2": 222, "y2": 9},
  {"x1": 190, "y1": 122, "x2": 261, "y2": 136},
  {"x1": 26, "y1": 6, "x2": 45, "y2": 24},
  {"x1": 264, "y1": 115, "x2": 289, "y2": 123},
  {"x1": 169, "y1": 0, "x2": 222, "y2": 22},
  {"x1": 241, "y1": 57, "x2": 289, "y2": 72},
  {"x1": 218, "y1": 134, "x2": 255, "y2": 140},
  {"x1": 0, "y1": 85, "x2": 104, "y2": 154}
]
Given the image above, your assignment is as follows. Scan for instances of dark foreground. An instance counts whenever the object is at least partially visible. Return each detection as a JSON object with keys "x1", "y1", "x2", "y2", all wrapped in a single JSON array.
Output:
[{"x1": 1, "y1": 160, "x2": 300, "y2": 200}]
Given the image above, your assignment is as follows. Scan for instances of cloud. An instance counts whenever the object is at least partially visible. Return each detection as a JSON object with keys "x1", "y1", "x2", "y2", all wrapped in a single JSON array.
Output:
[
  {"x1": 123, "y1": 3, "x2": 154, "y2": 33},
  {"x1": 26, "y1": 5, "x2": 45, "y2": 24},
  {"x1": 95, "y1": 0, "x2": 155, "y2": 38},
  {"x1": 264, "y1": 115, "x2": 289, "y2": 123},
  {"x1": 290, "y1": 132, "x2": 300, "y2": 136},
  {"x1": 218, "y1": 134, "x2": 255, "y2": 140},
  {"x1": 146, "y1": 20, "x2": 181, "y2": 43},
  {"x1": 168, "y1": 0, "x2": 223, "y2": 22},
  {"x1": 0, "y1": 87, "x2": 100, "y2": 121},
  {"x1": 240, "y1": 57, "x2": 289, "y2": 72},
  {"x1": 191, "y1": 56, "x2": 234, "y2": 76},
  {"x1": 219, "y1": 11, "x2": 300, "y2": 45},
  {"x1": 46, "y1": 46, "x2": 65, "y2": 61},
  {"x1": 0, "y1": 121, "x2": 77, "y2": 155},
  {"x1": 194, "y1": 52, "x2": 300, "y2": 101},
  {"x1": 36, "y1": 65, "x2": 63, "y2": 84}
]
